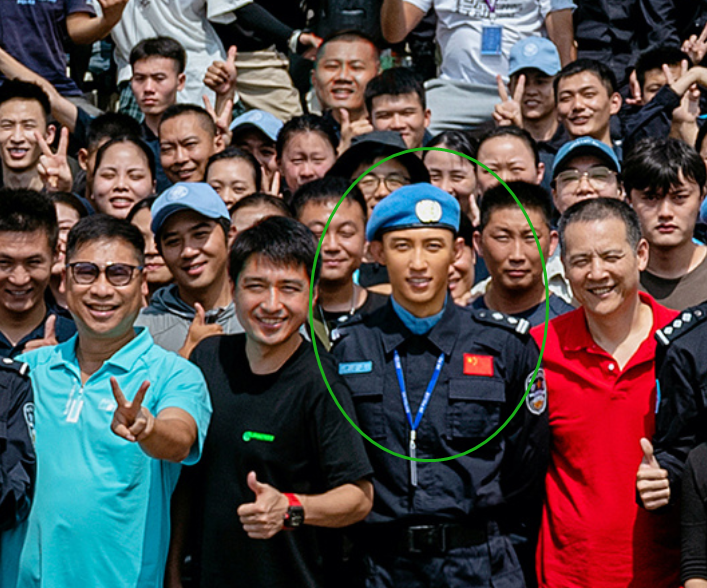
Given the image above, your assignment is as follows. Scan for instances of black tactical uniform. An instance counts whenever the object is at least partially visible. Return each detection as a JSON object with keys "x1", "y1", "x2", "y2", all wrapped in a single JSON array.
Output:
[{"x1": 332, "y1": 300, "x2": 549, "y2": 588}]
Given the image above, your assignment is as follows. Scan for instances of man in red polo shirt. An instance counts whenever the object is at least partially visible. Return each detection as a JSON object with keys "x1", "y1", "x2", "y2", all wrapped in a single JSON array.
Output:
[{"x1": 531, "y1": 198, "x2": 680, "y2": 588}]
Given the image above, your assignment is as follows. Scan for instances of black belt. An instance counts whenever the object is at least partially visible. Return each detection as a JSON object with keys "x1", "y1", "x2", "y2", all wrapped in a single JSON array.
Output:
[{"x1": 366, "y1": 522, "x2": 488, "y2": 556}]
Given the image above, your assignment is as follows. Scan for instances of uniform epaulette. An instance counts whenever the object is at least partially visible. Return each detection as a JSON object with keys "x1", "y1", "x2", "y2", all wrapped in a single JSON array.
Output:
[
  {"x1": 655, "y1": 306, "x2": 707, "y2": 347},
  {"x1": 471, "y1": 308, "x2": 531, "y2": 336},
  {"x1": 330, "y1": 313, "x2": 365, "y2": 343},
  {"x1": 0, "y1": 356, "x2": 30, "y2": 377}
]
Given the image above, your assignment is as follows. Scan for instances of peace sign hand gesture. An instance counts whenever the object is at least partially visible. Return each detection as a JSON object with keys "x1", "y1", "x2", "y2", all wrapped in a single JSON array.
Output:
[
  {"x1": 110, "y1": 378, "x2": 154, "y2": 443},
  {"x1": 493, "y1": 74, "x2": 525, "y2": 128},
  {"x1": 203, "y1": 95, "x2": 233, "y2": 146},
  {"x1": 36, "y1": 127, "x2": 72, "y2": 192}
]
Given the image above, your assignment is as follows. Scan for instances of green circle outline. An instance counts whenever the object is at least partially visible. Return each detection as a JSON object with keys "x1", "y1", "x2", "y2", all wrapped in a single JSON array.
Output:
[{"x1": 308, "y1": 146, "x2": 549, "y2": 462}]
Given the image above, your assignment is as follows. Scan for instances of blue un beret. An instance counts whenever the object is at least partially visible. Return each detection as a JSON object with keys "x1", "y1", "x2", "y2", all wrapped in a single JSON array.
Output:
[{"x1": 366, "y1": 183, "x2": 461, "y2": 242}]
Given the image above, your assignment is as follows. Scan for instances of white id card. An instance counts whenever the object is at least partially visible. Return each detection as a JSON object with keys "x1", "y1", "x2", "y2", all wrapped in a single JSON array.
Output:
[{"x1": 481, "y1": 25, "x2": 503, "y2": 56}]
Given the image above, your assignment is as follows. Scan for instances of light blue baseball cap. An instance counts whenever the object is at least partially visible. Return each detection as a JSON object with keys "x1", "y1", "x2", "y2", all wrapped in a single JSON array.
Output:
[
  {"x1": 230, "y1": 109, "x2": 283, "y2": 142},
  {"x1": 552, "y1": 137, "x2": 622, "y2": 179},
  {"x1": 151, "y1": 182, "x2": 230, "y2": 235},
  {"x1": 509, "y1": 37, "x2": 561, "y2": 77}
]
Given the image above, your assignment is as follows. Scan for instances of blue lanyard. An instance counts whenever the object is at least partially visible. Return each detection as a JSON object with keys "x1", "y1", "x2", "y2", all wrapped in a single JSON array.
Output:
[{"x1": 393, "y1": 350, "x2": 445, "y2": 432}]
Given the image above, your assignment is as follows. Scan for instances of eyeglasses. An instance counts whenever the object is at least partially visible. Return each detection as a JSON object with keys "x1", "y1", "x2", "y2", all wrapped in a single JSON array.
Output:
[
  {"x1": 358, "y1": 173, "x2": 411, "y2": 193},
  {"x1": 67, "y1": 262, "x2": 143, "y2": 287},
  {"x1": 555, "y1": 166, "x2": 618, "y2": 192}
]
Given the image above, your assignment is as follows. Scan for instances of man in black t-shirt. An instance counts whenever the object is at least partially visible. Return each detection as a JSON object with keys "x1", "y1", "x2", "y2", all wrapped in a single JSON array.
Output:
[{"x1": 167, "y1": 216, "x2": 373, "y2": 588}]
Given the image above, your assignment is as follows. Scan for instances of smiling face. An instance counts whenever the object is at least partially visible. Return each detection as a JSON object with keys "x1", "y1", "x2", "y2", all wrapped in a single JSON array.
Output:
[
  {"x1": 563, "y1": 217, "x2": 648, "y2": 319},
  {"x1": 0, "y1": 229, "x2": 54, "y2": 320},
  {"x1": 91, "y1": 142, "x2": 155, "y2": 218},
  {"x1": 298, "y1": 198, "x2": 366, "y2": 285},
  {"x1": 556, "y1": 71, "x2": 622, "y2": 142},
  {"x1": 312, "y1": 39, "x2": 379, "y2": 120},
  {"x1": 0, "y1": 98, "x2": 54, "y2": 173},
  {"x1": 511, "y1": 69, "x2": 556, "y2": 121},
  {"x1": 129, "y1": 206, "x2": 172, "y2": 287},
  {"x1": 279, "y1": 131, "x2": 336, "y2": 192},
  {"x1": 158, "y1": 210, "x2": 229, "y2": 298},
  {"x1": 370, "y1": 92, "x2": 430, "y2": 149},
  {"x1": 476, "y1": 135, "x2": 544, "y2": 195},
  {"x1": 65, "y1": 238, "x2": 146, "y2": 341},
  {"x1": 628, "y1": 170, "x2": 704, "y2": 251},
  {"x1": 235, "y1": 254, "x2": 311, "y2": 351},
  {"x1": 159, "y1": 113, "x2": 223, "y2": 184},
  {"x1": 425, "y1": 148, "x2": 476, "y2": 215},
  {"x1": 371, "y1": 227, "x2": 460, "y2": 317}
]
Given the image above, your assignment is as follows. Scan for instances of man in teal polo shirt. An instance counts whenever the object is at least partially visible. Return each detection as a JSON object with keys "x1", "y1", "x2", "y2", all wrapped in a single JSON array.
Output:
[{"x1": 16, "y1": 214, "x2": 212, "y2": 588}]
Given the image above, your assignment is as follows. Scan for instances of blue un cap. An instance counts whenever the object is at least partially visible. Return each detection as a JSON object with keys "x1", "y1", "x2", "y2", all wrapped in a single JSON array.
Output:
[
  {"x1": 366, "y1": 183, "x2": 461, "y2": 242},
  {"x1": 151, "y1": 182, "x2": 230, "y2": 235},
  {"x1": 508, "y1": 37, "x2": 561, "y2": 77},
  {"x1": 229, "y1": 109, "x2": 283, "y2": 142},
  {"x1": 552, "y1": 137, "x2": 622, "y2": 179}
]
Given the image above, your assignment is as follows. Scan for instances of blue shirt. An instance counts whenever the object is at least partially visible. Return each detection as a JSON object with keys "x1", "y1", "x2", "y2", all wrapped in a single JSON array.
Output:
[{"x1": 16, "y1": 327, "x2": 212, "y2": 588}]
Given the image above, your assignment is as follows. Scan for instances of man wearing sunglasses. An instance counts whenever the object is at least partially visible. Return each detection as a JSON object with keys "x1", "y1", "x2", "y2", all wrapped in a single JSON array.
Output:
[{"x1": 16, "y1": 214, "x2": 212, "y2": 588}]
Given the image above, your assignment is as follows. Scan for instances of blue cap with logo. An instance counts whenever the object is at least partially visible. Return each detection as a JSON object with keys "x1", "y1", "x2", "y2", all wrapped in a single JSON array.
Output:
[
  {"x1": 552, "y1": 136, "x2": 622, "y2": 179},
  {"x1": 508, "y1": 37, "x2": 561, "y2": 77},
  {"x1": 366, "y1": 183, "x2": 461, "y2": 242},
  {"x1": 151, "y1": 182, "x2": 230, "y2": 235},
  {"x1": 229, "y1": 109, "x2": 283, "y2": 142}
]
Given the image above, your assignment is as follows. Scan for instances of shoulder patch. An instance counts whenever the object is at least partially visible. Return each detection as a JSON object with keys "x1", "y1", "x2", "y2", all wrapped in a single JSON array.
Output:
[
  {"x1": 472, "y1": 308, "x2": 531, "y2": 336},
  {"x1": 0, "y1": 357, "x2": 29, "y2": 377},
  {"x1": 655, "y1": 307, "x2": 707, "y2": 347},
  {"x1": 525, "y1": 368, "x2": 547, "y2": 415}
]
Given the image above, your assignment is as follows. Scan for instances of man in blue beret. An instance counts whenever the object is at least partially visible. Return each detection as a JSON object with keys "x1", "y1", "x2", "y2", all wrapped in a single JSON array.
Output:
[{"x1": 332, "y1": 183, "x2": 550, "y2": 588}]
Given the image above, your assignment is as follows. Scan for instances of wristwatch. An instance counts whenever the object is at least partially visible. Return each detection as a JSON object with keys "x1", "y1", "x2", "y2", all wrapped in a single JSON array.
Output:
[{"x1": 283, "y1": 493, "x2": 305, "y2": 530}]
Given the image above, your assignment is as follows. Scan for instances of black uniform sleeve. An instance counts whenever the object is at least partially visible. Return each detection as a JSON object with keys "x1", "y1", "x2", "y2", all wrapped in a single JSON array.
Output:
[
  {"x1": 0, "y1": 373, "x2": 35, "y2": 531},
  {"x1": 234, "y1": 3, "x2": 294, "y2": 53},
  {"x1": 499, "y1": 334, "x2": 549, "y2": 510},
  {"x1": 639, "y1": 0, "x2": 682, "y2": 51},
  {"x1": 621, "y1": 84, "x2": 681, "y2": 153},
  {"x1": 681, "y1": 443, "x2": 707, "y2": 584},
  {"x1": 653, "y1": 342, "x2": 705, "y2": 494}
]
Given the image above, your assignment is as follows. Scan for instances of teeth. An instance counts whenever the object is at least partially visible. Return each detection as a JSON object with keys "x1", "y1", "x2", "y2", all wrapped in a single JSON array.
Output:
[
  {"x1": 260, "y1": 317, "x2": 283, "y2": 324},
  {"x1": 591, "y1": 286, "x2": 612, "y2": 295},
  {"x1": 8, "y1": 289, "x2": 30, "y2": 296}
]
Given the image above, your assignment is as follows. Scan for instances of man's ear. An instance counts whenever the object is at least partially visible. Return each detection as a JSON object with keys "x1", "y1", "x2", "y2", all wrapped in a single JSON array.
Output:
[
  {"x1": 45, "y1": 124, "x2": 56, "y2": 146},
  {"x1": 472, "y1": 230, "x2": 484, "y2": 260},
  {"x1": 636, "y1": 237, "x2": 650, "y2": 271},
  {"x1": 536, "y1": 161, "x2": 545, "y2": 185},
  {"x1": 610, "y1": 91, "x2": 623, "y2": 116},
  {"x1": 549, "y1": 229, "x2": 560, "y2": 258},
  {"x1": 369, "y1": 240, "x2": 385, "y2": 265},
  {"x1": 177, "y1": 73, "x2": 186, "y2": 93},
  {"x1": 77, "y1": 148, "x2": 89, "y2": 171},
  {"x1": 214, "y1": 133, "x2": 226, "y2": 154},
  {"x1": 423, "y1": 108, "x2": 431, "y2": 129},
  {"x1": 453, "y1": 236, "x2": 465, "y2": 262}
]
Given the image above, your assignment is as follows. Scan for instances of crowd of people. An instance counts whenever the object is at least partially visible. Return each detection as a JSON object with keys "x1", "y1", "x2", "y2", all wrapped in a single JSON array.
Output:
[{"x1": 2, "y1": 1, "x2": 707, "y2": 587}]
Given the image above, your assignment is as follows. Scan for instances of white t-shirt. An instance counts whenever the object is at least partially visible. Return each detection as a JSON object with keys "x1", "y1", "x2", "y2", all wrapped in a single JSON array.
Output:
[
  {"x1": 404, "y1": 0, "x2": 571, "y2": 87},
  {"x1": 110, "y1": 0, "x2": 249, "y2": 106}
]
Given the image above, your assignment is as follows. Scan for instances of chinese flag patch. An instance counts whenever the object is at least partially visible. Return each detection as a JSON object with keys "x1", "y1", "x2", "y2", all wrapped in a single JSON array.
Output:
[{"x1": 463, "y1": 354, "x2": 494, "y2": 376}]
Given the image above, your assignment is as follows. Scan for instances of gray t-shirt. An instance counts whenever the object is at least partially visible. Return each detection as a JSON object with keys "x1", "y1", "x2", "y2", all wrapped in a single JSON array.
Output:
[{"x1": 640, "y1": 252, "x2": 707, "y2": 310}]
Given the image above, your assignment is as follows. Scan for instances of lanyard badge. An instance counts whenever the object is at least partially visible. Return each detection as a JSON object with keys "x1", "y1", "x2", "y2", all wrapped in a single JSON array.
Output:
[{"x1": 481, "y1": 0, "x2": 503, "y2": 56}]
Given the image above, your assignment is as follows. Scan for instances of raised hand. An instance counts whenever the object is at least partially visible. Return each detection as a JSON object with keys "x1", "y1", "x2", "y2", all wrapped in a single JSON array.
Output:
[
  {"x1": 236, "y1": 471, "x2": 290, "y2": 539},
  {"x1": 203, "y1": 95, "x2": 233, "y2": 146},
  {"x1": 298, "y1": 32, "x2": 322, "y2": 61},
  {"x1": 337, "y1": 108, "x2": 374, "y2": 155},
  {"x1": 665, "y1": 61, "x2": 700, "y2": 124},
  {"x1": 625, "y1": 69, "x2": 644, "y2": 107},
  {"x1": 178, "y1": 302, "x2": 223, "y2": 358},
  {"x1": 24, "y1": 314, "x2": 58, "y2": 352},
  {"x1": 36, "y1": 127, "x2": 72, "y2": 192},
  {"x1": 95, "y1": 0, "x2": 130, "y2": 27},
  {"x1": 110, "y1": 378, "x2": 153, "y2": 443},
  {"x1": 204, "y1": 45, "x2": 237, "y2": 97},
  {"x1": 262, "y1": 168, "x2": 281, "y2": 196},
  {"x1": 636, "y1": 437, "x2": 671, "y2": 510},
  {"x1": 682, "y1": 23, "x2": 707, "y2": 66},
  {"x1": 493, "y1": 74, "x2": 524, "y2": 128}
]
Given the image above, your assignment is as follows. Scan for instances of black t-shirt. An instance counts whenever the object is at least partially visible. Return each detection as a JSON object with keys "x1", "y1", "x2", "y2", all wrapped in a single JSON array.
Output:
[{"x1": 187, "y1": 334, "x2": 373, "y2": 588}]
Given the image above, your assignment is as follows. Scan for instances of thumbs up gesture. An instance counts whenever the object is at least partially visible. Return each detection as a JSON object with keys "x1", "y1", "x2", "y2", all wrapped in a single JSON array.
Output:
[
  {"x1": 178, "y1": 302, "x2": 224, "y2": 358},
  {"x1": 24, "y1": 314, "x2": 59, "y2": 352},
  {"x1": 636, "y1": 438, "x2": 671, "y2": 510},
  {"x1": 337, "y1": 108, "x2": 373, "y2": 156},
  {"x1": 237, "y1": 471, "x2": 289, "y2": 539},
  {"x1": 204, "y1": 45, "x2": 238, "y2": 97}
]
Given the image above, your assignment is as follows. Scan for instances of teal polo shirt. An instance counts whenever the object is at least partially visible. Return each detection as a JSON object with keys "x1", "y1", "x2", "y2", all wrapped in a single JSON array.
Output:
[{"x1": 15, "y1": 327, "x2": 212, "y2": 588}]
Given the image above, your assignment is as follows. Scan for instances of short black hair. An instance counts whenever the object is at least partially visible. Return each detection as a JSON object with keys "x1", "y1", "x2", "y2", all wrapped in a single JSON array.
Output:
[
  {"x1": 276, "y1": 114, "x2": 338, "y2": 159},
  {"x1": 365, "y1": 67, "x2": 425, "y2": 114},
  {"x1": 159, "y1": 104, "x2": 216, "y2": 137},
  {"x1": 477, "y1": 126, "x2": 539, "y2": 168},
  {"x1": 229, "y1": 192, "x2": 293, "y2": 219},
  {"x1": 634, "y1": 46, "x2": 690, "y2": 89},
  {"x1": 94, "y1": 135, "x2": 157, "y2": 183},
  {"x1": 49, "y1": 192, "x2": 90, "y2": 219},
  {"x1": 291, "y1": 176, "x2": 367, "y2": 221},
  {"x1": 479, "y1": 181, "x2": 553, "y2": 231},
  {"x1": 206, "y1": 146, "x2": 262, "y2": 190},
  {"x1": 0, "y1": 79, "x2": 51, "y2": 120},
  {"x1": 130, "y1": 36, "x2": 186, "y2": 74},
  {"x1": 0, "y1": 188, "x2": 58, "y2": 250},
  {"x1": 86, "y1": 112, "x2": 143, "y2": 153},
  {"x1": 66, "y1": 214, "x2": 145, "y2": 265},
  {"x1": 554, "y1": 58, "x2": 618, "y2": 101},
  {"x1": 126, "y1": 196, "x2": 158, "y2": 223},
  {"x1": 425, "y1": 130, "x2": 478, "y2": 165},
  {"x1": 229, "y1": 216, "x2": 320, "y2": 285},
  {"x1": 559, "y1": 197, "x2": 642, "y2": 253},
  {"x1": 316, "y1": 30, "x2": 380, "y2": 65},
  {"x1": 623, "y1": 137, "x2": 706, "y2": 196}
]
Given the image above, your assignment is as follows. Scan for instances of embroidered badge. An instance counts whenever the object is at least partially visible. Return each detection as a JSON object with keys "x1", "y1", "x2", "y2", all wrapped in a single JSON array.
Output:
[
  {"x1": 24, "y1": 403, "x2": 36, "y2": 447},
  {"x1": 338, "y1": 361, "x2": 373, "y2": 375},
  {"x1": 463, "y1": 354, "x2": 494, "y2": 376},
  {"x1": 525, "y1": 369, "x2": 547, "y2": 415},
  {"x1": 415, "y1": 200, "x2": 443, "y2": 223}
]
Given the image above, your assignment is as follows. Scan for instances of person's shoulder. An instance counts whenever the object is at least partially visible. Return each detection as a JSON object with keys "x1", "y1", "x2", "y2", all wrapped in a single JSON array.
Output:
[
  {"x1": 0, "y1": 356, "x2": 30, "y2": 382},
  {"x1": 655, "y1": 302, "x2": 707, "y2": 350},
  {"x1": 469, "y1": 306, "x2": 532, "y2": 339},
  {"x1": 332, "y1": 303, "x2": 388, "y2": 341},
  {"x1": 191, "y1": 333, "x2": 247, "y2": 366},
  {"x1": 548, "y1": 294, "x2": 575, "y2": 317}
]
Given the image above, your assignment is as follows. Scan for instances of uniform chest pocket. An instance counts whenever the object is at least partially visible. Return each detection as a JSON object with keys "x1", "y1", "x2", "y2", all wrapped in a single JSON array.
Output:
[
  {"x1": 345, "y1": 375, "x2": 387, "y2": 441},
  {"x1": 447, "y1": 378, "x2": 506, "y2": 440}
]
